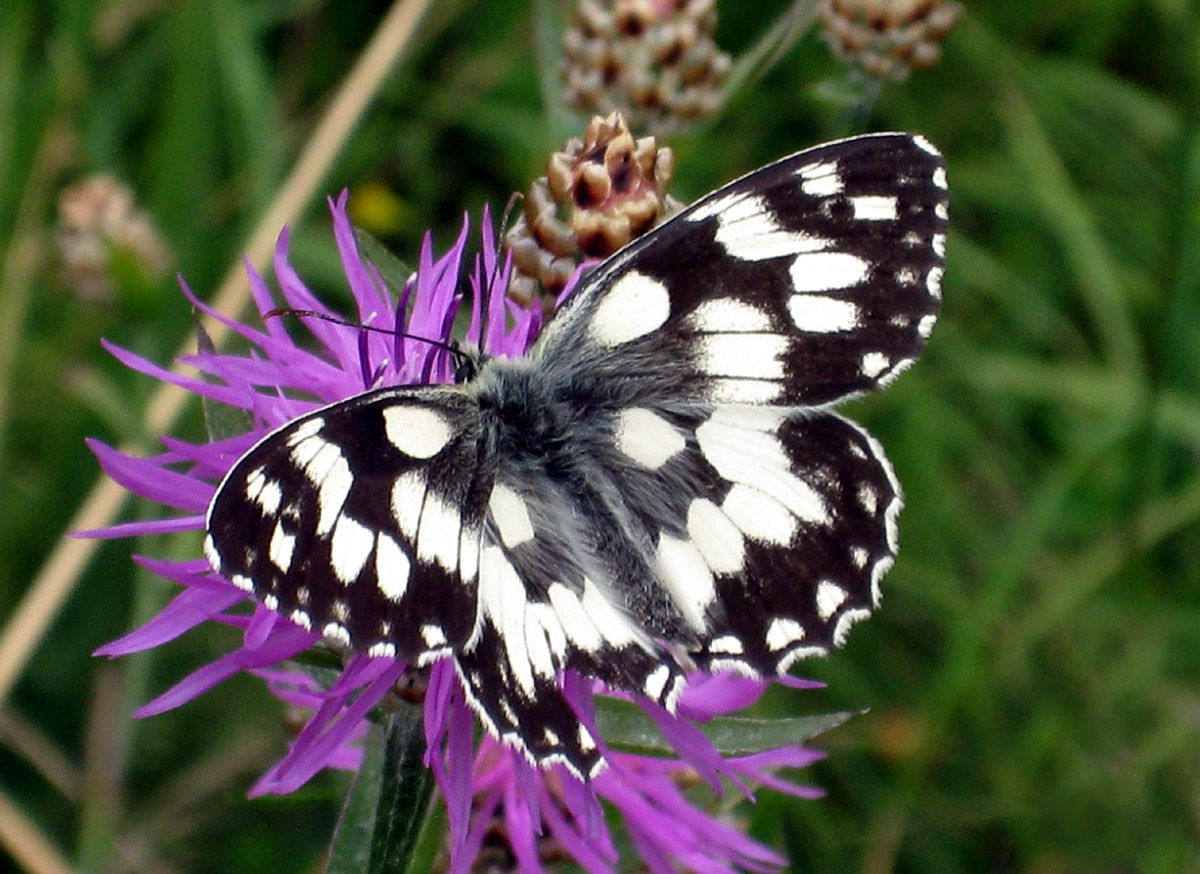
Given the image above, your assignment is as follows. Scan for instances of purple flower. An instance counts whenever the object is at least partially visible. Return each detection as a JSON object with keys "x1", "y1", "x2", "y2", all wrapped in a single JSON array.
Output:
[{"x1": 88, "y1": 193, "x2": 824, "y2": 874}]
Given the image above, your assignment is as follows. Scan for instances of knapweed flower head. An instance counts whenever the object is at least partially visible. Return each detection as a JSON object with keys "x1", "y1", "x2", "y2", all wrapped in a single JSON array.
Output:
[{"x1": 88, "y1": 193, "x2": 823, "y2": 874}]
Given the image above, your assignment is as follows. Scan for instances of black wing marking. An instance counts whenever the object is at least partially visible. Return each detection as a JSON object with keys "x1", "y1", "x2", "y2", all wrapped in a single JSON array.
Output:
[
  {"x1": 536, "y1": 132, "x2": 947, "y2": 409},
  {"x1": 205, "y1": 387, "x2": 492, "y2": 661}
]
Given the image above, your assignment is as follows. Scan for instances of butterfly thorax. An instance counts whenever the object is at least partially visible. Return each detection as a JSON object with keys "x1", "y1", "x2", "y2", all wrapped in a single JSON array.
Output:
[{"x1": 468, "y1": 357, "x2": 577, "y2": 477}]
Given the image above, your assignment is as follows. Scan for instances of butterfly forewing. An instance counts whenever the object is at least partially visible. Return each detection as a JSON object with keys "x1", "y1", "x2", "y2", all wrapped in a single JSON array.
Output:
[
  {"x1": 202, "y1": 132, "x2": 947, "y2": 779},
  {"x1": 205, "y1": 388, "x2": 490, "y2": 659},
  {"x1": 537, "y1": 132, "x2": 946, "y2": 408}
]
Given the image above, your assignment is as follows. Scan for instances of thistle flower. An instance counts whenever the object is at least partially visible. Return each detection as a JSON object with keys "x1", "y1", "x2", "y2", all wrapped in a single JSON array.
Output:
[
  {"x1": 820, "y1": 0, "x2": 962, "y2": 82},
  {"x1": 506, "y1": 113, "x2": 681, "y2": 307},
  {"x1": 55, "y1": 174, "x2": 170, "y2": 303},
  {"x1": 562, "y1": 0, "x2": 731, "y2": 135},
  {"x1": 87, "y1": 193, "x2": 825, "y2": 873}
]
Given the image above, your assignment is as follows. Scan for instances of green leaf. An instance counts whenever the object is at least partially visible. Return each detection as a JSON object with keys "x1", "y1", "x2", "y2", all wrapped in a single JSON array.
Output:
[
  {"x1": 368, "y1": 707, "x2": 439, "y2": 874},
  {"x1": 195, "y1": 314, "x2": 253, "y2": 442},
  {"x1": 326, "y1": 705, "x2": 439, "y2": 874},
  {"x1": 594, "y1": 697, "x2": 858, "y2": 757},
  {"x1": 355, "y1": 227, "x2": 414, "y2": 298},
  {"x1": 325, "y1": 721, "x2": 387, "y2": 874}
]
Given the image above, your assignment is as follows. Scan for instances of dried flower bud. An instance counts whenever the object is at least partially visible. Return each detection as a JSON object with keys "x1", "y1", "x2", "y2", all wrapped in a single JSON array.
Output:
[
  {"x1": 505, "y1": 113, "x2": 682, "y2": 306},
  {"x1": 820, "y1": 0, "x2": 961, "y2": 82},
  {"x1": 563, "y1": 0, "x2": 731, "y2": 135},
  {"x1": 54, "y1": 175, "x2": 170, "y2": 304}
]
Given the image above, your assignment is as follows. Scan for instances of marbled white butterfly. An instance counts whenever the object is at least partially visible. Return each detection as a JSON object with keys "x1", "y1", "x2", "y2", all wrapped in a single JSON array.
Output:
[{"x1": 205, "y1": 132, "x2": 948, "y2": 778}]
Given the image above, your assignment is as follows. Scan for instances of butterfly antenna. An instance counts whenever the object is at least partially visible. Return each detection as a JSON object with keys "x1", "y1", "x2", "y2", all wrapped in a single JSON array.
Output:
[{"x1": 263, "y1": 307, "x2": 468, "y2": 372}]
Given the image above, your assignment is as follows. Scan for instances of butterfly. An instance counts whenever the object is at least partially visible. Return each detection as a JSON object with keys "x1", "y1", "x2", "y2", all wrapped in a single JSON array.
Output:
[{"x1": 204, "y1": 132, "x2": 947, "y2": 778}]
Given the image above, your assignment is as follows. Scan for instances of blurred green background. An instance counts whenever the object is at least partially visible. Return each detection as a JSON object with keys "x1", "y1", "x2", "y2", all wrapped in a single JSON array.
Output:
[{"x1": 2, "y1": 1, "x2": 1198, "y2": 872}]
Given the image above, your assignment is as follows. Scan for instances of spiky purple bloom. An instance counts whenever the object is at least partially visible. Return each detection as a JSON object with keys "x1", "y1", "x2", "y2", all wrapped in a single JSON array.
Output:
[{"x1": 88, "y1": 193, "x2": 823, "y2": 874}]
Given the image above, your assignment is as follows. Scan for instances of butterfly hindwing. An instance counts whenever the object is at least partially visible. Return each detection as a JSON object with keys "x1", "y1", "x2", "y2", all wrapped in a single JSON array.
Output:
[{"x1": 537, "y1": 132, "x2": 946, "y2": 408}]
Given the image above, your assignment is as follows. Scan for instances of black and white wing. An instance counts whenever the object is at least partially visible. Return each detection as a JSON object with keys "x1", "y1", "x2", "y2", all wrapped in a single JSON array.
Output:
[
  {"x1": 205, "y1": 388, "x2": 492, "y2": 662},
  {"x1": 523, "y1": 132, "x2": 946, "y2": 671},
  {"x1": 537, "y1": 132, "x2": 946, "y2": 408}
]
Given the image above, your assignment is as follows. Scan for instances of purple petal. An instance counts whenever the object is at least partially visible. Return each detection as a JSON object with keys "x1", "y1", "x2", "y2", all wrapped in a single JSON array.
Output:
[
  {"x1": 77, "y1": 514, "x2": 205, "y2": 539},
  {"x1": 134, "y1": 658, "x2": 244, "y2": 715},
  {"x1": 87, "y1": 440, "x2": 213, "y2": 512},
  {"x1": 95, "y1": 587, "x2": 244, "y2": 656}
]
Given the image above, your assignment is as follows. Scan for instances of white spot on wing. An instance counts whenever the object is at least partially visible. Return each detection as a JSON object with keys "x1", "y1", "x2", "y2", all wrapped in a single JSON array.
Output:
[
  {"x1": 268, "y1": 522, "x2": 296, "y2": 572},
  {"x1": 390, "y1": 470, "x2": 426, "y2": 539},
  {"x1": 524, "y1": 617, "x2": 557, "y2": 682},
  {"x1": 816, "y1": 580, "x2": 848, "y2": 620},
  {"x1": 489, "y1": 482, "x2": 535, "y2": 547},
  {"x1": 851, "y1": 195, "x2": 898, "y2": 221},
  {"x1": 787, "y1": 295, "x2": 861, "y2": 333},
  {"x1": 913, "y1": 135, "x2": 941, "y2": 157},
  {"x1": 416, "y1": 490, "x2": 461, "y2": 572},
  {"x1": 614, "y1": 407, "x2": 685, "y2": 469},
  {"x1": 711, "y1": 194, "x2": 826, "y2": 262},
  {"x1": 686, "y1": 498, "x2": 745, "y2": 575},
  {"x1": 696, "y1": 333, "x2": 788, "y2": 380},
  {"x1": 580, "y1": 578, "x2": 640, "y2": 647},
  {"x1": 548, "y1": 583, "x2": 603, "y2": 653},
  {"x1": 203, "y1": 534, "x2": 220, "y2": 567},
  {"x1": 858, "y1": 483, "x2": 879, "y2": 514},
  {"x1": 323, "y1": 622, "x2": 351, "y2": 646},
  {"x1": 421, "y1": 624, "x2": 448, "y2": 647},
  {"x1": 932, "y1": 165, "x2": 948, "y2": 189},
  {"x1": 643, "y1": 664, "x2": 671, "y2": 700},
  {"x1": 330, "y1": 515, "x2": 373, "y2": 584},
  {"x1": 708, "y1": 635, "x2": 744, "y2": 655},
  {"x1": 861, "y1": 351, "x2": 890, "y2": 378},
  {"x1": 289, "y1": 436, "x2": 352, "y2": 536},
  {"x1": 927, "y1": 265, "x2": 944, "y2": 299},
  {"x1": 459, "y1": 523, "x2": 482, "y2": 585},
  {"x1": 722, "y1": 484, "x2": 797, "y2": 545},
  {"x1": 478, "y1": 545, "x2": 536, "y2": 697},
  {"x1": 285, "y1": 417, "x2": 323, "y2": 446},
  {"x1": 589, "y1": 271, "x2": 671, "y2": 346},
  {"x1": 790, "y1": 251, "x2": 870, "y2": 294},
  {"x1": 529, "y1": 602, "x2": 568, "y2": 661},
  {"x1": 766, "y1": 617, "x2": 805, "y2": 651},
  {"x1": 656, "y1": 535, "x2": 716, "y2": 630},
  {"x1": 375, "y1": 533, "x2": 410, "y2": 602},
  {"x1": 382, "y1": 405, "x2": 454, "y2": 459},
  {"x1": 798, "y1": 161, "x2": 842, "y2": 196},
  {"x1": 706, "y1": 378, "x2": 781, "y2": 404},
  {"x1": 685, "y1": 298, "x2": 773, "y2": 333},
  {"x1": 368, "y1": 642, "x2": 397, "y2": 658},
  {"x1": 246, "y1": 469, "x2": 282, "y2": 515}
]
